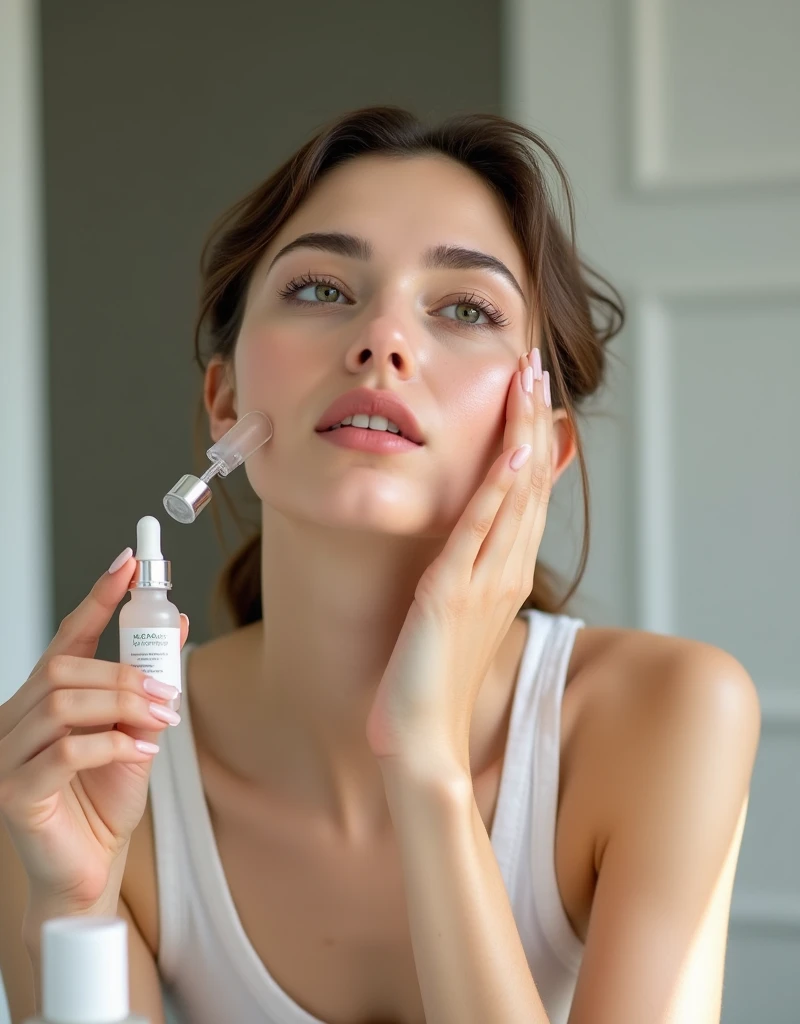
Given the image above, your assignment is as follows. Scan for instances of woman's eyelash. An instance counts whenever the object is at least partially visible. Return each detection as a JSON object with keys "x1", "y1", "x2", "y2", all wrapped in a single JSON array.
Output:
[
  {"x1": 277, "y1": 272, "x2": 511, "y2": 329},
  {"x1": 452, "y1": 291, "x2": 511, "y2": 329},
  {"x1": 277, "y1": 273, "x2": 343, "y2": 303}
]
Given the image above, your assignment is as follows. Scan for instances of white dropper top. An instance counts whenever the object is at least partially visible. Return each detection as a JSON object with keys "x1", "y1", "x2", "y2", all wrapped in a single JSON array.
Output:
[
  {"x1": 128, "y1": 515, "x2": 172, "y2": 591},
  {"x1": 134, "y1": 515, "x2": 162, "y2": 560},
  {"x1": 42, "y1": 916, "x2": 129, "y2": 1023}
]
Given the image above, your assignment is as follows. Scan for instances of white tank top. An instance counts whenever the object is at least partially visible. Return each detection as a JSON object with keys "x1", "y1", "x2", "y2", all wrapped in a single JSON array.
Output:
[{"x1": 149, "y1": 608, "x2": 586, "y2": 1024}]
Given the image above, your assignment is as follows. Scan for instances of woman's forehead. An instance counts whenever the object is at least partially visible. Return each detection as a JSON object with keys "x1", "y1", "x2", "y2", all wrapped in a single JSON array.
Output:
[{"x1": 258, "y1": 156, "x2": 529, "y2": 294}]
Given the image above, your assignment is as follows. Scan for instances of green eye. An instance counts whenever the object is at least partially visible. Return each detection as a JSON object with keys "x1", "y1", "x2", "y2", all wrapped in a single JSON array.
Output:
[
  {"x1": 296, "y1": 282, "x2": 345, "y2": 303},
  {"x1": 445, "y1": 302, "x2": 485, "y2": 324},
  {"x1": 310, "y1": 284, "x2": 341, "y2": 302},
  {"x1": 278, "y1": 274, "x2": 348, "y2": 304}
]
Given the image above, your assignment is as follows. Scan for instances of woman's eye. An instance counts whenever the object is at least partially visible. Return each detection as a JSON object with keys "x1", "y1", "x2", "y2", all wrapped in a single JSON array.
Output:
[
  {"x1": 281, "y1": 277, "x2": 506, "y2": 329},
  {"x1": 438, "y1": 302, "x2": 489, "y2": 326},
  {"x1": 295, "y1": 283, "x2": 347, "y2": 304}
]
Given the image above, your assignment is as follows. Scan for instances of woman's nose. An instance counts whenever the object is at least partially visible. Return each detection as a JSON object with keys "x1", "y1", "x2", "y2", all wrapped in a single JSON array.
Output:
[{"x1": 345, "y1": 309, "x2": 418, "y2": 374}]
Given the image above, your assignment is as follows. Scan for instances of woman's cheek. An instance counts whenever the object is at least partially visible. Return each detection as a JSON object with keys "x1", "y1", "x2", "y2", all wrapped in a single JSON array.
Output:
[
  {"x1": 234, "y1": 328, "x2": 299, "y2": 412},
  {"x1": 448, "y1": 363, "x2": 512, "y2": 439}
]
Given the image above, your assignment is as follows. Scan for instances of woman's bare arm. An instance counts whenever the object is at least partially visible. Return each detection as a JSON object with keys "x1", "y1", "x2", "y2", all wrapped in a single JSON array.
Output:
[
  {"x1": 567, "y1": 644, "x2": 761, "y2": 1023},
  {"x1": 0, "y1": 817, "x2": 165, "y2": 1024}
]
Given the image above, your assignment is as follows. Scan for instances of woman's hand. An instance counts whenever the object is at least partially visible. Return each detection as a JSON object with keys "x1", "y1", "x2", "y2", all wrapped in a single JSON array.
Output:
[
  {"x1": 366, "y1": 349, "x2": 553, "y2": 778},
  {"x1": 0, "y1": 554, "x2": 189, "y2": 912}
]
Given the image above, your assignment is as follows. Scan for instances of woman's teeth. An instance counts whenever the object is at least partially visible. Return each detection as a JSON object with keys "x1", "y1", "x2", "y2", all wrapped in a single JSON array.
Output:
[{"x1": 328, "y1": 414, "x2": 404, "y2": 436}]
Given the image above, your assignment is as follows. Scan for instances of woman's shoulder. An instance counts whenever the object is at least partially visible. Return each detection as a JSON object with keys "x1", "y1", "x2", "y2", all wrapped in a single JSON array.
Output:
[
  {"x1": 566, "y1": 622, "x2": 759, "y2": 742},
  {"x1": 564, "y1": 623, "x2": 760, "y2": 847},
  {"x1": 568, "y1": 622, "x2": 757, "y2": 710}
]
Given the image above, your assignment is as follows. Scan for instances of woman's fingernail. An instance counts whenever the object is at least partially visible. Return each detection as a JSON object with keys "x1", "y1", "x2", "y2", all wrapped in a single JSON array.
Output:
[
  {"x1": 148, "y1": 702, "x2": 181, "y2": 726},
  {"x1": 522, "y1": 366, "x2": 533, "y2": 394},
  {"x1": 180, "y1": 612, "x2": 190, "y2": 630},
  {"x1": 532, "y1": 347, "x2": 543, "y2": 381},
  {"x1": 510, "y1": 444, "x2": 532, "y2": 470},
  {"x1": 143, "y1": 677, "x2": 179, "y2": 699},
  {"x1": 108, "y1": 547, "x2": 133, "y2": 574},
  {"x1": 135, "y1": 740, "x2": 159, "y2": 755},
  {"x1": 543, "y1": 371, "x2": 551, "y2": 407}
]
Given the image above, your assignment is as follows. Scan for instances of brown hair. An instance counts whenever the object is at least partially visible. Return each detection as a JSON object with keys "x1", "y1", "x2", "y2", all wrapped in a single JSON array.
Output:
[{"x1": 191, "y1": 105, "x2": 625, "y2": 633}]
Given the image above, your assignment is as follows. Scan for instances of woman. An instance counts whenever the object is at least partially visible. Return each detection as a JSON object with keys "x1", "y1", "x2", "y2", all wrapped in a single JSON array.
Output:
[{"x1": 1, "y1": 106, "x2": 760, "y2": 1024}]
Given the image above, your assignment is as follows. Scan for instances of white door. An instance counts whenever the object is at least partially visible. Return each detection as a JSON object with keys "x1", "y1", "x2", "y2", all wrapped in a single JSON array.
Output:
[{"x1": 505, "y1": 1, "x2": 800, "y2": 1020}]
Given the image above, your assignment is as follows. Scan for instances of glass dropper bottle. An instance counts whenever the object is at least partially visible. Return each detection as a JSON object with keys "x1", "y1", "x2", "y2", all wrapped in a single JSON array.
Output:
[{"x1": 163, "y1": 410, "x2": 273, "y2": 524}]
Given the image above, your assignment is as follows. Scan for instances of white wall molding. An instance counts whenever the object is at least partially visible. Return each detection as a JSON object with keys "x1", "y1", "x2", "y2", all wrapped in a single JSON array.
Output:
[
  {"x1": 759, "y1": 691, "x2": 800, "y2": 732},
  {"x1": 730, "y1": 894, "x2": 800, "y2": 936},
  {"x1": 631, "y1": 278, "x2": 800, "y2": 638},
  {"x1": 630, "y1": 0, "x2": 800, "y2": 191},
  {"x1": 635, "y1": 276, "x2": 800, "y2": 301},
  {"x1": 632, "y1": 295, "x2": 674, "y2": 635}
]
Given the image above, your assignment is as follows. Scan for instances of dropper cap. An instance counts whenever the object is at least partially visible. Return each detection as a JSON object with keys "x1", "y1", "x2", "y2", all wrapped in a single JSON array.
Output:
[
  {"x1": 129, "y1": 515, "x2": 172, "y2": 590},
  {"x1": 163, "y1": 410, "x2": 273, "y2": 524},
  {"x1": 41, "y1": 916, "x2": 129, "y2": 1023}
]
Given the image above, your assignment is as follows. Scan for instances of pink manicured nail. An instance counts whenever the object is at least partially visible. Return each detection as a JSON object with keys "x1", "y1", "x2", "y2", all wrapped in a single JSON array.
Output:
[
  {"x1": 510, "y1": 444, "x2": 532, "y2": 470},
  {"x1": 522, "y1": 366, "x2": 533, "y2": 394},
  {"x1": 543, "y1": 371, "x2": 551, "y2": 407},
  {"x1": 134, "y1": 740, "x2": 159, "y2": 755},
  {"x1": 143, "y1": 677, "x2": 179, "y2": 700},
  {"x1": 148, "y1": 702, "x2": 181, "y2": 726},
  {"x1": 532, "y1": 348, "x2": 543, "y2": 380},
  {"x1": 108, "y1": 547, "x2": 133, "y2": 574}
]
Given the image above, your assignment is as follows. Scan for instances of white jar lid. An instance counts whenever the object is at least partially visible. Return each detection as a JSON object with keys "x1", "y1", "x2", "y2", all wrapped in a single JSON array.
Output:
[{"x1": 42, "y1": 916, "x2": 129, "y2": 1023}]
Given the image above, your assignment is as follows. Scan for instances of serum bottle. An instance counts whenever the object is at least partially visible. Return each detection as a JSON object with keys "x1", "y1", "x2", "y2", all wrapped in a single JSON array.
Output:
[{"x1": 119, "y1": 516, "x2": 181, "y2": 713}]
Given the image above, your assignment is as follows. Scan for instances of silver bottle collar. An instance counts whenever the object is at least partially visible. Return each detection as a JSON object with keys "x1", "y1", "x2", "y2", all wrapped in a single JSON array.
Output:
[{"x1": 128, "y1": 558, "x2": 172, "y2": 590}]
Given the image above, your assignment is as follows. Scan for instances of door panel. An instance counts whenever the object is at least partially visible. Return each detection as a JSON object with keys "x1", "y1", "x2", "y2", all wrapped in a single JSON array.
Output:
[{"x1": 505, "y1": 1, "x2": 800, "y2": 1018}]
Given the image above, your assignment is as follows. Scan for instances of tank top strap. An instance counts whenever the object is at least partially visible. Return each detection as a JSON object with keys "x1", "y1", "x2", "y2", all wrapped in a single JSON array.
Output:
[
  {"x1": 528, "y1": 611, "x2": 586, "y2": 972},
  {"x1": 148, "y1": 640, "x2": 197, "y2": 981},
  {"x1": 489, "y1": 609, "x2": 557, "y2": 882}
]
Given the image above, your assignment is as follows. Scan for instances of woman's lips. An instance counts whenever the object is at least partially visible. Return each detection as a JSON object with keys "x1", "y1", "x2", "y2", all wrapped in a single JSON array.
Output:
[{"x1": 317, "y1": 425, "x2": 422, "y2": 453}]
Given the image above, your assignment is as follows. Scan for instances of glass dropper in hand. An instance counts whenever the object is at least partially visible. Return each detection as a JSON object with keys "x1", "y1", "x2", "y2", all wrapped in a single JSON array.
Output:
[{"x1": 163, "y1": 410, "x2": 273, "y2": 524}]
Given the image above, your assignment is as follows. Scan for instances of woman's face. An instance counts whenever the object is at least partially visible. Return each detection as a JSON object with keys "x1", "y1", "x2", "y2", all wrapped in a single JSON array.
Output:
[{"x1": 215, "y1": 153, "x2": 536, "y2": 538}]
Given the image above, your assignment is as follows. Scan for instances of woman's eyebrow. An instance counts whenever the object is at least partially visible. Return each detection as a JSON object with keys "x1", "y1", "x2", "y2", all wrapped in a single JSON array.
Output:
[{"x1": 267, "y1": 231, "x2": 528, "y2": 307}]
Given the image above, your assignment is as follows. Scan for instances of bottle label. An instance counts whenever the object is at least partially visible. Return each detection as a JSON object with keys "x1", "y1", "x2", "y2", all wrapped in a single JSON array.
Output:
[{"x1": 119, "y1": 627, "x2": 182, "y2": 693}]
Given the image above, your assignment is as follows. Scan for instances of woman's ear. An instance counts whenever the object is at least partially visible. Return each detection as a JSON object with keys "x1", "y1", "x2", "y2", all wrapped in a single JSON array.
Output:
[
  {"x1": 551, "y1": 408, "x2": 578, "y2": 486},
  {"x1": 204, "y1": 357, "x2": 239, "y2": 443}
]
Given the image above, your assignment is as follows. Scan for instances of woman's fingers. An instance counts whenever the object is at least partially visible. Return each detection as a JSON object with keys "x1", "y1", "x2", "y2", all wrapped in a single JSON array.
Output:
[
  {"x1": 429, "y1": 429, "x2": 530, "y2": 597},
  {"x1": 468, "y1": 350, "x2": 551, "y2": 588},
  {"x1": 502, "y1": 362, "x2": 554, "y2": 588},
  {"x1": 0, "y1": 687, "x2": 180, "y2": 775},
  {"x1": 5, "y1": 729, "x2": 159, "y2": 811},
  {"x1": 3, "y1": 656, "x2": 174, "y2": 733},
  {"x1": 437, "y1": 359, "x2": 536, "y2": 586}
]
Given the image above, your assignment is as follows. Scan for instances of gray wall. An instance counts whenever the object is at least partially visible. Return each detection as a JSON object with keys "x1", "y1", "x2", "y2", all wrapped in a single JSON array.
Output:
[{"x1": 41, "y1": 1, "x2": 502, "y2": 662}]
